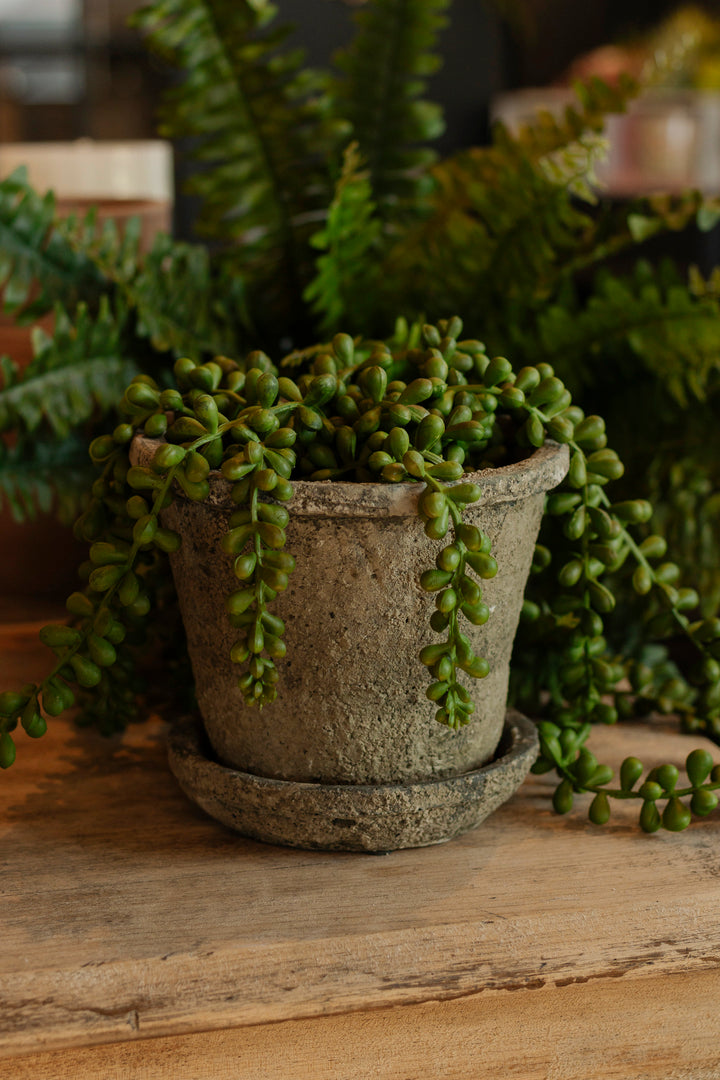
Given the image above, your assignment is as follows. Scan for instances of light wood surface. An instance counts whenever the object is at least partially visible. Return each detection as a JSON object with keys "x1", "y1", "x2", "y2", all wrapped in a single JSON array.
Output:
[
  {"x1": 1, "y1": 618, "x2": 719, "y2": 1077},
  {"x1": 7, "y1": 970, "x2": 720, "y2": 1080}
]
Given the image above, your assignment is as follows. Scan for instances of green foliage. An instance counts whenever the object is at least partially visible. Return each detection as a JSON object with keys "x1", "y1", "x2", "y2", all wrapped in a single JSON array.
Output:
[
  {"x1": 303, "y1": 142, "x2": 382, "y2": 335},
  {"x1": 494, "y1": 73, "x2": 636, "y2": 181},
  {"x1": 534, "y1": 259, "x2": 720, "y2": 404},
  {"x1": 645, "y1": 446, "x2": 720, "y2": 617},
  {"x1": 132, "y1": 0, "x2": 452, "y2": 333},
  {"x1": 120, "y1": 233, "x2": 247, "y2": 360},
  {"x1": 2, "y1": 315, "x2": 719, "y2": 838},
  {"x1": 0, "y1": 434, "x2": 92, "y2": 524},
  {"x1": 0, "y1": 299, "x2": 137, "y2": 439},
  {"x1": 61, "y1": 208, "x2": 247, "y2": 361},
  {"x1": 383, "y1": 104, "x2": 720, "y2": 356},
  {"x1": 536, "y1": 730, "x2": 720, "y2": 833},
  {"x1": 133, "y1": 0, "x2": 340, "y2": 313},
  {"x1": 0, "y1": 167, "x2": 105, "y2": 322},
  {"x1": 332, "y1": 0, "x2": 449, "y2": 215},
  {"x1": 0, "y1": 174, "x2": 250, "y2": 520}
]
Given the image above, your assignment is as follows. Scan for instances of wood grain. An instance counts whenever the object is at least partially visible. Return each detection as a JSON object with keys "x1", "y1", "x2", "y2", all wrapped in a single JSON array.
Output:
[
  {"x1": 6, "y1": 970, "x2": 720, "y2": 1080},
  {"x1": 0, "y1": 619, "x2": 719, "y2": 1073}
]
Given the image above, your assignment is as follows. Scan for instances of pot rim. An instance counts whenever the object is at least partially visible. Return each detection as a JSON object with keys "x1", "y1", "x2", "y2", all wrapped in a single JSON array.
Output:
[{"x1": 131, "y1": 434, "x2": 569, "y2": 517}]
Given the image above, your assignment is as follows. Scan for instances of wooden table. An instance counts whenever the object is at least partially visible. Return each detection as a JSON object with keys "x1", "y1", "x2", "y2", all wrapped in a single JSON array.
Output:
[{"x1": 1, "y1": 615, "x2": 720, "y2": 1079}]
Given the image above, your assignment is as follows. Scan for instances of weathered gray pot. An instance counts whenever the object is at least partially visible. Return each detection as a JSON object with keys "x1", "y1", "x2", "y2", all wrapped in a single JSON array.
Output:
[
  {"x1": 133, "y1": 437, "x2": 567, "y2": 829},
  {"x1": 166, "y1": 709, "x2": 540, "y2": 852}
]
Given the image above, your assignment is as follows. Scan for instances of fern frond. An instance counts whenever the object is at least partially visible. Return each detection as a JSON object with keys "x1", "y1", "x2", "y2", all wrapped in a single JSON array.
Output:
[
  {"x1": 304, "y1": 143, "x2": 382, "y2": 336},
  {"x1": 380, "y1": 77, "x2": 629, "y2": 322},
  {"x1": 0, "y1": 433, "x2": 93, "y2": 524},
  {"x1": 131, "y1": 235, "x2": 248, "y2": 359},
  {"x1": 538, "y1": 190, "x2": 720, "y2": 294},
  {"x1": 77, "y1": 221, "x2": 248, "y2": 360},
  {"x1": 61, "y1": 208, "x2": 246, "y2": 359},
  {"x1": 0, "y1": 298, "x2": 137, "y2": 438},
  {"x1": 383, "y1": 144, "x2": 593, "y2": 327},
  {"x1": 0, "y1": 167, "x2": 105, "y2": 323},
  {"x1": 492, "y1": 74, "x2": 638, "y2": 181},
  {"x1": 332, "y1": 0, "x2": 449, "y2": 217},
  {"x1": 384, "y1": 73, "x2": 720, "y2": 337},
  {"x1": 537, "y1": 261, "x2": 720, "y2": 403},
  {"x1": 626, "y1": 190, "x2": 720, "y2": 243},
  {"x1": 63, "y1": 210, "x2": 145, "y2": 288},
  {"x1": 134, "y1": 0, "x2": 339, "y2": 311}
]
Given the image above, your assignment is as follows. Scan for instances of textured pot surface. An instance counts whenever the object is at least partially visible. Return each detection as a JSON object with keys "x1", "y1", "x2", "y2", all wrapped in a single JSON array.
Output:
[
  {"x1": 133, "y1": 438, "x2": 567, "y2": 784},
  {"x1": 167, "y1": 711, "x2": 539, "y2": 852}
]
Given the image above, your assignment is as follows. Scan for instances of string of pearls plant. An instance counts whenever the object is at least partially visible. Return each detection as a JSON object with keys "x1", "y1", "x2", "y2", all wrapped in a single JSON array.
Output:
[{"x1": 1, "y1": 318, "x2": 718, "y2": 832}]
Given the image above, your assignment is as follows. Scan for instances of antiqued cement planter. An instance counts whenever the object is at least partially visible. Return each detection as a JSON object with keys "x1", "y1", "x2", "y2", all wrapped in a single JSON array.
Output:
[
  {"x1": 132, "y1": 436, "x2": 568, "y2": 849},
  {"x1": 167, "y1": 709, "x2": 540, "y2": 851}
]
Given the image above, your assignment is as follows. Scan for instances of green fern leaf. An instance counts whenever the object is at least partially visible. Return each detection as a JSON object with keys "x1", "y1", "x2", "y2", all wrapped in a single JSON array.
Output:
[
  {"x1": 65, "y1": 211, "x2": 145, "y2": 288},
  {"x1": 0, "y1": 168, "x2": 105, "y2": 323},
  {"x1": 492, "y1": 74, "x2": 638, "y2": 171},
  {"x1": 332, "y1": 0, "x2": 449, "y2": 217},
  {"x1": 536, "y1": 261, "x2": 720, "y2": 404},
  {"x1": 380, "y1": 73, "x2": 632, "y2": 324},
  {"x1": 0, "y1": 433, "x2": 93, "y2": 524},
  {"x1": 60, "y1": 206, "x2": 244, "y2": 359},
  {"x1": 304, "y1": 143, "x2": 382, "y2": 335},
  {"x1": 130, "y1": 234, "x2": 247, "y2": 359},
  {"x1": 0, "y1": 299, "x2": 138, "y2": 438},
  {"x1": 384, "y1": 145, "x2": 592, "y2": 328},
  {"x1": 133, "y1": 0, "x2": 339, "y2": 313},
  {"x1": 383, "y1": 75, "x2": 720, "y2": 341}
]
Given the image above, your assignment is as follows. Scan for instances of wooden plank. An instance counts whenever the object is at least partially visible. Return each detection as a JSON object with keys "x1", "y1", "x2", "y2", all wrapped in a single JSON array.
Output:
[
  {"x1": 0, "y1": 619, "x2": 719, "y2": 1063},
  {"x1": 5, "y1": 971, "x2": 720, "y2": 1080}
]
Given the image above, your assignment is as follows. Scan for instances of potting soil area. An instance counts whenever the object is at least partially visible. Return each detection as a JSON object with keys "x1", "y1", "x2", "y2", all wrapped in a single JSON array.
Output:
[{"x1": 1, "y1": 610, "x2": 719, "y2": 1080}]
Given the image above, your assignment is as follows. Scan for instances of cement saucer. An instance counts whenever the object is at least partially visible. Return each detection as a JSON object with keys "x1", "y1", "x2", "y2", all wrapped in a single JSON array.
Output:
[{"x1": 167, "y1": 710, "x2": 539, "y2": 853}]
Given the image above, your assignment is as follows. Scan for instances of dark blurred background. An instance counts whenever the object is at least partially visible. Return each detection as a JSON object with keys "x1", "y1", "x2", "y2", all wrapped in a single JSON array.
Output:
[{"x1": 0, "y1": 0, "x2": 716, "y2": 147}]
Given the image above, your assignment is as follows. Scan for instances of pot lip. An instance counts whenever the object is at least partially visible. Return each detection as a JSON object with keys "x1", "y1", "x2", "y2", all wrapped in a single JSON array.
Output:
[{"x1": 131, "y1": 434, "x2": 568, "y2": 517}]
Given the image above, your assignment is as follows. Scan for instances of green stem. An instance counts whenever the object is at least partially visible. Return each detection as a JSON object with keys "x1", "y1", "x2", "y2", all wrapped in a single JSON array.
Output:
[
  {"x1": 36, "y1": 426, "x2": 224, "y2": 707},
  {"x1": 598, "y1": 487, "x2": 701, "y2": 647}
]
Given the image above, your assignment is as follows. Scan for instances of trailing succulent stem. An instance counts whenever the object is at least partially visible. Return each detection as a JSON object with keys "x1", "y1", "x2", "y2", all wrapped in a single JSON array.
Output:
[
  {"x1": 1, "y1": 316, "x2": 718, "y2": 837},
  {"x1": 540, "y1": 735, "x2": 720, "y2": 832},
  {"x1": 416, "y1": 475, "x2": 495, "y2": 732}
]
